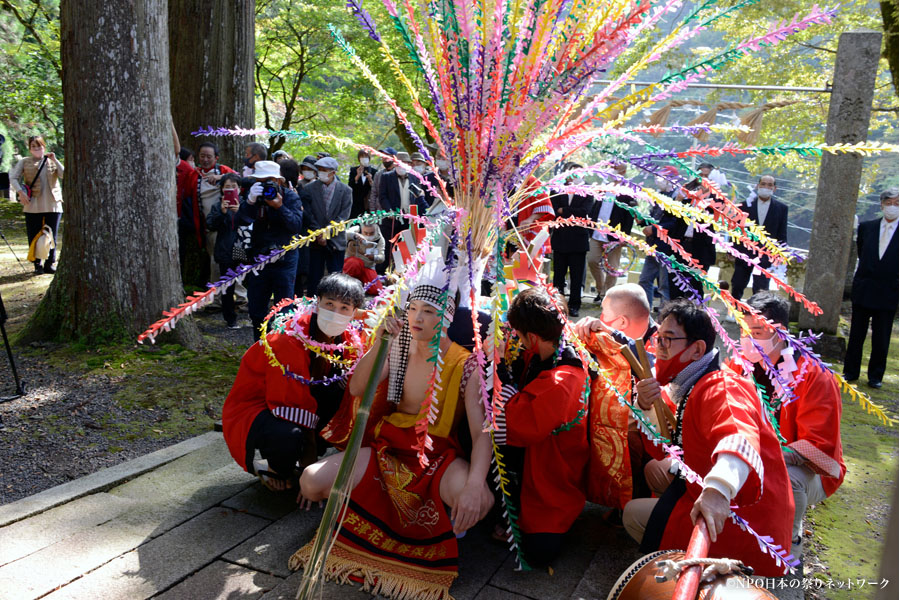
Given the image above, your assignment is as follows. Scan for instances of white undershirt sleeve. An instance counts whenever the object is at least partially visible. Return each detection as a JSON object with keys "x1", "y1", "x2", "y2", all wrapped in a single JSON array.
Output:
[{"x1": 703, "y1": 453, "x2": 750, "y2": 500}]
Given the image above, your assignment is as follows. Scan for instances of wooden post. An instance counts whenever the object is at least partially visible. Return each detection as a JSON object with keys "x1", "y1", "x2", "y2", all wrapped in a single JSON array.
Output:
[{"x1": 798, "y1": 30, "x2": 882, "y2": 334}]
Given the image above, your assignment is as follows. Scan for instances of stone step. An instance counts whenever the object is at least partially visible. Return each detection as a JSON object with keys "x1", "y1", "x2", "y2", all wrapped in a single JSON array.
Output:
[
  {"x1": 0, "y1": 433, "x2": 223, "y2": 528},
  {"x1": 223, "y1": 507, "x2": 326, "y2": 578},
  {"x1": 0, "y1": 492, "x2": 137, "y2": 567},
  {"x1": 42, "y1": 507, "x2": 269, "y2": 600},
  {"x1": 154, "y1": 560, "x2": 283, "y2": 600},
  {"x1": 0, "y1": 457, "x2": 255, "y2": 599}
]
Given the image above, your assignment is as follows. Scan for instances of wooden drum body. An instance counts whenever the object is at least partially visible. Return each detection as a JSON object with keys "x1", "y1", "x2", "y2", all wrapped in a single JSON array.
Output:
[{"x1": 607, "y1": 551, "x2": 779, "y2": 600}]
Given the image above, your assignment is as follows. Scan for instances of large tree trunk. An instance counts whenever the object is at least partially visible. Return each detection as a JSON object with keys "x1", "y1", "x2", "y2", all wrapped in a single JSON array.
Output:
[
  {"x1": 168, "y1": 0, "x2": 255, "y2": 170},
  {"x1": 21, "y1": 0, "x2": 199, "y2": 347}
]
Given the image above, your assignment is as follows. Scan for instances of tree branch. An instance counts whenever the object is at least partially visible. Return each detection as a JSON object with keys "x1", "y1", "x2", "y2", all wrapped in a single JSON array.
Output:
[
  {"x1": 794, "y1": 41, "x2": 836, "y2": 53},
  {"x1": 0, "y1": 0, "x2": 61, "y2": 76}
]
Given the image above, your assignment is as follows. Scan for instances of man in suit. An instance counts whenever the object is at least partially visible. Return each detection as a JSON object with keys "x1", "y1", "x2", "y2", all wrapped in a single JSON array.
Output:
[
  {"x1": 587, "y1": 162, "x2": 637, "y2": 302},
  {"x1": 730, "y1": 175, "x2": 788, "y2": 300},
  {"x1": 348, "y1": 149, "x2": 377, "y2": 219},
  {"x1": 377, "y1": 151, "x2": 429, "y2": 270},
  {"x1": 844, "y1": 188, "x2": 899, "y2": 389},
  {"x1": 301, "y1": 157, "x2": 353, "y2": 296},
  {"x1": 550, "y1": 164, "x2": 594, "y2": 317}
]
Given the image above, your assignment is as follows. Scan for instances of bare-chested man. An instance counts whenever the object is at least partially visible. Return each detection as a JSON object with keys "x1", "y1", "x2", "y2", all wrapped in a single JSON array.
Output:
[{"x1": 298, "y1": 287, "x2": 494, "y2": 532}]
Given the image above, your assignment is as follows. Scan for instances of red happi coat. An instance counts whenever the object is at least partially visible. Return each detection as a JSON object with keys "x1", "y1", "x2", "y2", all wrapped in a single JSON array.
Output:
[
  {"x1": 503, "y1": 350, "x2": 590, "y2": 534},
  {"x1": 517, "y1": 176, "x2": 554, "y2": 254},
  {"x1": 222, "y1": 314, "x2": 355, "y2": 471},
  {"x1": 644, "y1": 368, "x2": 793, "y2": 577},
  {"x1": 179, "y1": 163, "x2": 237, "y2": 247},
  {"x1": 779, "y1": 358, "x2": 846, "y2": 496},
  {"x1": 729, "y1": 356, "x2": 846, "y2": 497},
  {"x1": 584, "y1": 330, "x2": 634, "y2": 509}
]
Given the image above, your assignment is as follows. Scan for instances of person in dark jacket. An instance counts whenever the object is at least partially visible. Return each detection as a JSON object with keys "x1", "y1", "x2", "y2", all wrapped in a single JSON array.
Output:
[
  {"x1": 670, "y1": 179, "x2": 716, "y2": 300},
  {"x1": 239, "y1": 160, "x2": 305, "y2": 339},
  {"x1": 844, "y1": 188, "x2": 899, "y2": 388},
  {"x1": 638, "y1": 167, "x2": 679, "y2": 311},
  {"x1": 550, "y1": 163, "x2": 594, "y2": 317},
  {"x1": 301, "y1": 156, "x2": 353, "y2": 296},
  {"x1": 730, "y1": 175, "x2": 788, "y2": 300},
  {"x1": 207, "y1": 173, "x2": 251, "y2": 328},
  {"x1": 294, "y1": 156, "x2": 319, "y2": 297},
  {"x1": 348, "y1": 149, "x2": 377, "y2": 219},
  {"x1": 587, "y1": 162, "x2": 637, "y2": 301},
  {"x1": 376, "y1": 151, "x2": 429, "y2": 271}
]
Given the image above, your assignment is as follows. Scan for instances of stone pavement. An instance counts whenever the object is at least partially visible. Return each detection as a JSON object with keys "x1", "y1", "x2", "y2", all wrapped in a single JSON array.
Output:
[{"x1": 0, "y1": 432, "x2": 802, "y2": 600}]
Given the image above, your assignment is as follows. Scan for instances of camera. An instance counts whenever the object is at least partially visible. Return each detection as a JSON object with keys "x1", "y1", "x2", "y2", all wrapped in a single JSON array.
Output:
[{"x1": 261, "y1": 181, "x2": 278, "y2": 200}]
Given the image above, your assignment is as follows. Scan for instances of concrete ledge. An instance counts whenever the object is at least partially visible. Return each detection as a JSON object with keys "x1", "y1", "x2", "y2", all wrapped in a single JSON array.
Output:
[{"x1": 0, "y1": 432, "x2": 222, "y2": 527}]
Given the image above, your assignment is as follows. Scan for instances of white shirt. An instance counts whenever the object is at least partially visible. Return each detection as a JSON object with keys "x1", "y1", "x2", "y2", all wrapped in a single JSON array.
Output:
[
  {"x1": 399, "y1": 176, "x2": 410, "y2": 210},
  {"x1": 879, "y1": 217, "x2": 898, "y2": 259},
  {"x1": 592, "y1": 194, "x2": 615, "y2": 242},
  {"x1": 198, "y1": 169, "x2": 221, "y2": 217},
  {"x1": 756, "y1": 198, "x2": 771, "y2": 227}
]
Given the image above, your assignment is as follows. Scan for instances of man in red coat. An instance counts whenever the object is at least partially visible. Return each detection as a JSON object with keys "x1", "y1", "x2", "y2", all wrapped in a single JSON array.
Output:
[
  {"x1": 495, "y1": 287, "x2": 590, "y2": 567},
  {"x1": 515, "y1": 175, "x2": 554, "y2": 256},
  {"x1": 222, "y1": 273, "x2": 365, "y2": 491},
  {"x1": 622, "y1": 298, "x2": 793, "y2": 577},
  {"x1": 733, "y1": 292, "x2": 845, "y2": 551}
]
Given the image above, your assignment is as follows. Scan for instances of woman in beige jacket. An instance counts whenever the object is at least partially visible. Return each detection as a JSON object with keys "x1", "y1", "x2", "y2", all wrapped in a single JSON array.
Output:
[{"x1": 9, "y1": 135, "x2": 64, "y2": 274}]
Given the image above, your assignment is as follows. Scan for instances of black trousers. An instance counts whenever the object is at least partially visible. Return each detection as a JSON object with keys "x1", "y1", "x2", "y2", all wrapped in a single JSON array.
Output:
[
  {"x1": 730, "y1": 259, "x2": 769, "y2": 301},
  {"x1": 25, "y1": 212, "x2": 61, "y2": 266},
  {"x1": 553, "y1": 251, "x2": 586, "y2": 311},
  {"x1": 522, "y1": 532, "x2": 564, "y2": 567},
  {"x1": 216, "y1": 261, "x2": 237, "y2": 326},
  {"x1": 843, "y1": 303, "x2": 896, "y2": 383},
  {"x1": 244, "y1": 410, "x2": 309, "y2": 478}
]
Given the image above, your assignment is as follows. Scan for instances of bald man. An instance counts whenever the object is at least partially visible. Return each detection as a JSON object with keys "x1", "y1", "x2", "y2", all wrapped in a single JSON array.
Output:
[{"x1": 574, "y1": 284, "x2": 655, "y2": 515}]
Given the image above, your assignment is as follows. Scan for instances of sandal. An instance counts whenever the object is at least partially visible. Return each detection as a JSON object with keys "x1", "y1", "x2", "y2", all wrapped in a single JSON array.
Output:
[{"x1": 257, "y1": 469, "x2": 293, "y2": 492}]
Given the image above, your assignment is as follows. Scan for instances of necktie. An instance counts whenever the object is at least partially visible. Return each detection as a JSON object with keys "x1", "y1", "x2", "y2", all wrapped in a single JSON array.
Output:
[{"x1": 879, "y1": 222, "x2": 892, "y2": 259}]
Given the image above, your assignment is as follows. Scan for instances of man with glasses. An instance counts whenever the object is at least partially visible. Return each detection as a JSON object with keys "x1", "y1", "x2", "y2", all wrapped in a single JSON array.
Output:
[{"x1": 621, "y1": 298, "x2": 792, "y2": 577}]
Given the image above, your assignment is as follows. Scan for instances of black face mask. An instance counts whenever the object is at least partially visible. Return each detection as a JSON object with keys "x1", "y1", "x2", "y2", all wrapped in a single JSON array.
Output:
[
  {"x1": 383, "y1": 160, "x2": 394, "y2": 170},
  {"x1": 244, "y1": 157, "x2": 254, "y2": 168}
]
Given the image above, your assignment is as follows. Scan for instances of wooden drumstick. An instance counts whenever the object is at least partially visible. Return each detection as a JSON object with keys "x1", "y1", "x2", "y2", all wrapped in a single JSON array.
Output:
[
  {"x1": 621, "y1": 345, "x2": 675, "y2": 439},
  {"x1": 672, "y1": 520, "x2": 711, "y2": 600}
]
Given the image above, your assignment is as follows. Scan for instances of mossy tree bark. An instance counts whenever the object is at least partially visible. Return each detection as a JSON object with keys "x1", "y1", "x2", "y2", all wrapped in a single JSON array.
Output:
[
  {"x1": 168, "y1": 0, "x2": 255, "y2": 170},
  {"x1": 21, "y1": 0, "x2": 200, "y2": 347}
]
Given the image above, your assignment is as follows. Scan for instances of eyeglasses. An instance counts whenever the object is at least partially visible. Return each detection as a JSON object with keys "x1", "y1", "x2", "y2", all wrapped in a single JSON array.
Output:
[{"x1": 658, "y1": 335, "x2": 690, "y2": 349}]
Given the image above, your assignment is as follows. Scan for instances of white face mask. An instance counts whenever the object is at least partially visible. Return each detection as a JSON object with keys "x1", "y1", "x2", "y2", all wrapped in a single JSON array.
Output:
[
  {"x1": 413, "y1": 165, "x2": 426, "y2": 174},
  {"x1": 360, "y1": 157, "x2": 370, "y2": 166},
  {"x1": 740, "y1": 333, "x2": 779, "y2": 363},
  {"x1": 395, "y1": 166, "x2": 408, "y2": 177},
  {"x1": 883, "y1": 205, "x2": 899, "y2": 221},
  {"x1": 302, "y1": 170, "x2": 316, "y2": 180},
  {"x1": 436, "y1": 160, "x2": 450, "y2": 171},
  {"x1": 317, "y1": 307, "x2": 353, "y2": 337},
  {"x1": 318, "y1": 172, "x2": 333, "y2": 184},
  {"x1": 655, "y1": 177, "x2": 670, "y2": 191},
  {"x1": 757, "y1": 187, "x2": 774, "y2": 200},
  {"x1": 363, "y1": 232, "x2": 378, "y2": 241}
]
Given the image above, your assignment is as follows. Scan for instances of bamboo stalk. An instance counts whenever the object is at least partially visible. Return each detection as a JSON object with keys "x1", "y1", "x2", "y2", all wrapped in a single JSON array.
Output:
[{"x1": 297, "y1": 334, "x2": 391, "y2": 600}]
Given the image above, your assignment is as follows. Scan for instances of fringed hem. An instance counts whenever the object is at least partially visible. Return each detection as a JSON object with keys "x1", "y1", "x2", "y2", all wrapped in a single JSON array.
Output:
[{"x1": 290, "y1": 540, "x2": 456, "y2": 600}]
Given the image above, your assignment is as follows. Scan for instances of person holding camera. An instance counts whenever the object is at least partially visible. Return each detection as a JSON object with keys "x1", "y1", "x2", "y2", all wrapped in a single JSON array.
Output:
[
  {"x1": 207, "y1": 173, "x2": 252, "y2": 329},
  {"x1": 342, "y1": 222, "x2": 385, "y2": 294},
  {"x1": 239, "y1": 161, "x2": 304, "y2": 339},
  {"x1": 9, "y1": 135, "x2": 64, "y2": 274},
  {"x1": 300, "y1": 157, "x2": 352, "y2": 296}
]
